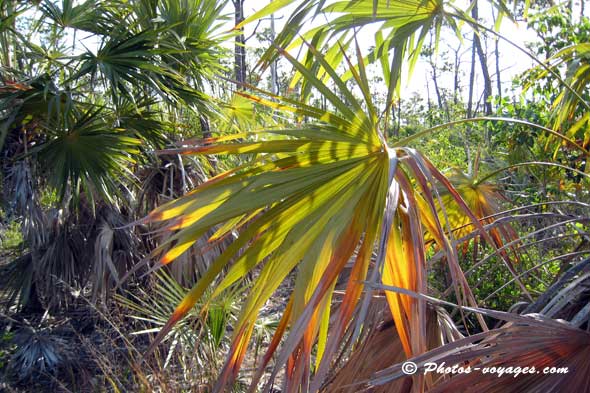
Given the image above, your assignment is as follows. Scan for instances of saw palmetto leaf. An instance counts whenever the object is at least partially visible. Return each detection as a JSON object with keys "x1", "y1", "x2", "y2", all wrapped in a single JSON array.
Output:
[
  {"x1": 370, "y1": 309, "x2": 590, "y2": 393},
  {"x1": 72, "y1": 27, "x2": 211, "y2": 112},
  {"x1": 36, "y1": 107, "x2": 141, "y2": 204},
  {"x1": 145, "y1": 0, "x2": 229, "y2": 84},
  {"x1": 548, "y1": 43, "x2": 590, "y2": 154},
  {"x1": 0, "y1": 74, "x2": 71, "y2": 151},
  {"x1": 431, "y1": 158, "x2": 520, "y2": 264},
  {"x1": 527, "y1": 43, "x2": 590, "y2": 129},
  {"x1": 521, "y1": 42, "x2": 590, "y2": 160},
  {"x1": 40, "y1": 0, "x2": 114, "y2": 35},
  {"x1": 238, "y1": 0, "x2": 521, "y2": 115},
  {"x1": 143, "y1": 39, "x2": 496, "y2": 391}
]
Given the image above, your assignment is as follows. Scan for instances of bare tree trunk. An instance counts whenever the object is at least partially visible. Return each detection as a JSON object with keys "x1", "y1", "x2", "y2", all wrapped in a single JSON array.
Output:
[
  {"x1": 390, "y1": 99, "x2": 399, "y2": 138},
  {"x1": 467, "y1": 0, "x2": 492, "y2": 147},
  {"x1": 199, "y1": 115, "x2": 212, "y2": 140},
  {"x1": 471, "y1": 0, "x2": 493, "y2": 116},
  {"x1": 492, "y1": 8, "x2": 502, "y2": 100},
  {"x1": 467, "y1": 37, "x2": 476, "y2": 119},
  {"x1": 233, "y1": 0, "x2": 246, "y2": 88},
  {"x1": 465, "y1": 31, "x2": 477, "y2": 173},
  {"x1": 396, "y1": 97, "x2": 401, "y2": 137},
  {"x1": 199, "y1": 115, "x2": 218, "y2": 170},
  {"x1": 270, "y1": 3, "x2": 278, "y2": 95},
  {"x1": 426, "y1": 78, "x2": 433, "y2": 128},
  {"x1": 495, "y1": 38, "x2": 501, "y2": 99},
  {"x1": 428, "y1": 47, "x2": 449, "y2": 121},
  {"x1": 431, "y1": 69, "x2": 444, "y2": 113},
  {"x1": 451, "y1": 42, "x2": 463, "y2": 105}
]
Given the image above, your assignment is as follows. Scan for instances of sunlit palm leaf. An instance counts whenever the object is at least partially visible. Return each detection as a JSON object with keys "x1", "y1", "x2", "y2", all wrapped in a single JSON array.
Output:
[
  {"x1": 431, "y1": 163, "x2": 520, "y2": 262},
  {"x1": 143, "y1": 42, "x2": 489, "y2": 391},
  {"x1": 239, "y1": 0, "x2": 463, "y2": 110},
  {"x1": 549, "y1": 44, "x2": 590, "y2": 151},
  {"x1": 524, "y1": 43, "x2": 590, "y2": 157},
  {"x1": 40, "y1": 0, "x2": 114, "y2": 34}
]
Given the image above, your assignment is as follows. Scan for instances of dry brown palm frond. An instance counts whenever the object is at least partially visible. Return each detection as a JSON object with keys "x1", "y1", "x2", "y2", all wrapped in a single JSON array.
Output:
[
  {"x1": 91, "y1": 206, "x2": 142, "y2": 304},
  {"x1": 135, "y1": 153, "x2": 210, "y2": 216},
  {"x1": 323, "y1": 298, "x2": 463, "y2": 393},
  {"x1": 523, "y1": 256, "x2": 590, "y2": 326},
  {"x1": 366, "y1": 305, "x2": 590, "y2": 393},
  {"x1": 5, "y1": 161, "x2": 49, "y2": 250}
]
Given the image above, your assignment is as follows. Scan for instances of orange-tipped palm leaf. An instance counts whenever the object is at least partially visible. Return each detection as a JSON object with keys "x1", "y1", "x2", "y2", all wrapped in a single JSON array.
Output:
[{"x1": 143, "y1": 39, "x2": 495, "y2": 392}]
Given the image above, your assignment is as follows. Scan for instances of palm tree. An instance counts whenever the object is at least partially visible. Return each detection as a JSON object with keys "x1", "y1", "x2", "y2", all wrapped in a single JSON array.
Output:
[{"x1": 0, "y1": 0, "x2": 229, "y2": 309}]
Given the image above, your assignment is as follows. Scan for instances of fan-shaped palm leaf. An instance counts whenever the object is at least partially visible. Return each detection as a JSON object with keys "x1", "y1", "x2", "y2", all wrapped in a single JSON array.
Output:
[
  {"x1": 139, "y1": 0, "x2": 229, "y2": 84},
  {"x1": 549, "y1": 43, "x2": 590, "y2": 156},
  {"x1": 142, "y1": 41, "x2": 496, "y2": 391},
  {"x1": 40, "y1": 0, "x2": 114, "y2": 35},
  {"x1": 35, "y1": 107, "x2": 140, "y2": 204},
  {"x1": 0, "y1": 74, "x2": 71, "y2": 150},
  {"x1": 429, "y1": 158, "x2": 520, "y2": 263}
]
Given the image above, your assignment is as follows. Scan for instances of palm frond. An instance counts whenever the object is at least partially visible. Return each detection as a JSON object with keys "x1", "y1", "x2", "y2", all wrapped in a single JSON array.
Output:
[
  {"x1": 142, "y1": 42, "x2": 493, "y2": 391},
  {"x1": 36, "y1": 106, "x2": 140, "y2": 204},
  {"x1": 40, "y1": 0, "x2": 115, "y2": 35},
  {"x1": 370, "y1": 311, "x2": 590, "y2": 393}
]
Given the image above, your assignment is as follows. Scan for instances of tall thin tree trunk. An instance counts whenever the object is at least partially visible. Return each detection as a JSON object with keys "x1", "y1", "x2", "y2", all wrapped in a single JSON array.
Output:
[
  {"x1": 466, "y1": 30, "x2": 477, "y2": 173},
  {"x1": 469, "y1": 0, "x2": 493, "y2": 146},
  {"x1": 452, "y1": 43, "x2": 462, "y2": 105},
  {"x1": 427, "y1": 35, "x2": 450, "y2": 121},
  {"x1": 495, "y1": 38, "x2": 501, "y2": 99},
  {"x1": 396, "y1": 97, "x2": 401, "y2": 137},
  {"x1": 429, "y1": 50, "x2": 448, "y2": 121},
  {"x1": 471, "y1": 0, "x2": 493, "y2": 116},
  {"x1": 233, "y1": 0, "x2": 246, "y2": 88},
  {"x1": 467, "y1": 38, "x2": 476, "y2": 119},
  {"x1": 493, "y1": 8, "x2": 502, "y2": 100},
  {"x1": 431, "y1": 68, "x2": 444, "y2": 113},
  {"x1": 199, "y1": 115, "x2": 212, "y2": 140},
  {"x1": 200, "y1": 115, "x2": 218, "y2": 170},
  {"x1": 270, "y1": 3, "x2": 278, "y2": 95},
  {"x1": 425, "y1": 79, "x2": 433, "y2": 128}
]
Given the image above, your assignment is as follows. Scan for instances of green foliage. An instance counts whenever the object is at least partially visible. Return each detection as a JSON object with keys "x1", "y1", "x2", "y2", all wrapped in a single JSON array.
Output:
[
  {"x1": 523, "y1": 6, "x2": 590, "y2": 134},
  {"x1": 0, "y1": 330, "x2": 15, "y2": 372},
  {"x1": 0, "y1": 219, "x2": 23, "y2": 251},
  {"x1": 1, "y1": 0, "x2": 228, "y2": 209},
  {"x1": 117, "y1": 270, "x2": 242, "y2": 383},
  {"x1": 36, "y1": 107, "x2": 141, "y2": 203},
  {"x1": 528, "y1": 5, "x2": 590, "y2": 57}
]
